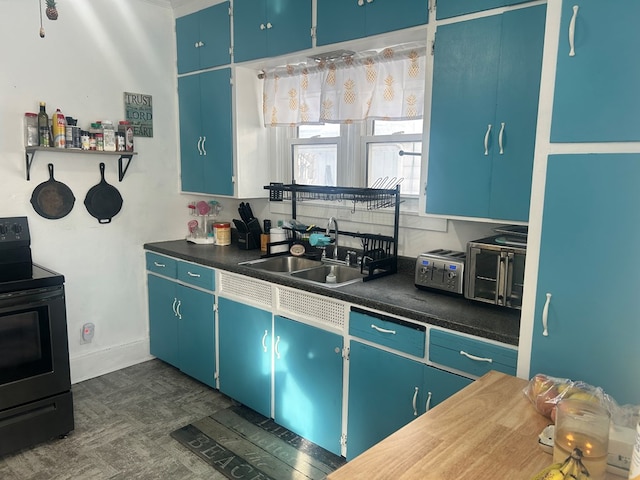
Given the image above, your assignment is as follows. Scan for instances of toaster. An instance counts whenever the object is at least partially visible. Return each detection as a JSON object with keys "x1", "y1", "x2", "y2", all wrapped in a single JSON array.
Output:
[{"x1": 415, "y1": 249, "x2": 466, "y2": 294}]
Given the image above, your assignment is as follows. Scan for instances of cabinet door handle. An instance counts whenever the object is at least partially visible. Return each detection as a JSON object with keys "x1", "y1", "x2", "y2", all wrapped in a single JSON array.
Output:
[
  {"x1": 460, "y1": 350, "x2": 493, "y2": 363},
  {"x1": 153, "y1": 261, "x2": 166, "y2": 268},
  {"x1": 484, "y1": 124, "x2": 492, "y2": 155},
  {"x1": 357, "y1": 0, "x2": 364, "y2": 6},
  {"x1": 266, "y1": 22, "x2": 272, "y2": 29},
  {"x1": 542, "y1": 293, "x2": 552, "y2": 336},
  {"x1": 425, "y1": 391, "x2": 432, "y2": 412},
  {"x1": 187, "y1": 271, "x2": 201, "y2": 278},
  {"x1": 412, "y1": 386, "x2": 419, "y2": 416},
  {"x1": 261, "y1": 330, "x2": 268, "y2": 353},
  {"x1": 366, "y1": 0, "x2": 374, "y2": 3},
  {"x1": 370, "y1": 324, "x2": 396, "y2": 335},
  {"x1": 197, "y1": 136, "x2": 203, "y2": 155},
  {"x1": 201, "y1": 136, "x2": 207, "y2": 155},
  {"x1": 568, "y1": 5, "x2": 579, "y2": 57},
  {"x1": 172, "y1": 297, "x2": 178, "y2": 317},
  {"x1": 198, "y1": 41, "x2": 205, "y2": 47},
  {"x1": 176, "y1": 300, "x2": 182, "y2": 319},
  {"x1": 260, "y1": 23, "x2": 266, "y2": 30},
  {"x1": 274, "y1": 335, "x2": 281, "y2": 359},
  {"x1": 498, "y1": 122, "x2": 505, "y2": 154}
]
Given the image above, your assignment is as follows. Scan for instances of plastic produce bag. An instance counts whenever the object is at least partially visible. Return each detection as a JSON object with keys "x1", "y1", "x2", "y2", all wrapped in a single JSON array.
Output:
[{"x1": 523, "y1": 373, "x2": 639, "y2": 428}]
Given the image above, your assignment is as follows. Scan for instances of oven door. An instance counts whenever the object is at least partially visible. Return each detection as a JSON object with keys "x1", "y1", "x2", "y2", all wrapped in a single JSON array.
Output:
[
  {"x1": 465, "y1": 245, "x2": 525, "y2": 309},
  {"x1": 0, "y1": 286, "x2": 71, "y2": 411}
]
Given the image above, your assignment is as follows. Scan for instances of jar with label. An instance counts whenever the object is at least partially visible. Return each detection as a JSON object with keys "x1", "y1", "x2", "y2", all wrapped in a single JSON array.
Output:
[
  {"x1": 81, "y1": 130, "x2": 90, "y2": 150},
  {"x1": 118, "y1": 121, "x2": 134, "y2": 152},
  {"x1": 24, "y1": 113, "x2": 39, "y2": 147},
  {"x1": 95, "y1": 132, "x2": 104, "y2": 151},
  {"x1": 89, "y1": 133, "x2": 97, "y2": 151},
  {"x1": 116, "y1": 132, "x2": 125, "y2": 152},
  {"x1": 213, "y1": 222, "x2": 231, "y2": 246},
  {"x1": 102, "y1": 120, "x2": 116, "y2": 152}
]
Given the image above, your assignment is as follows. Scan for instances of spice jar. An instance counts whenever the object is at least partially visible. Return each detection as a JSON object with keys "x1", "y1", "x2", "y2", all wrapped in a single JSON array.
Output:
[
  {"x1": 102, "y1": 120, "x2": 116, "y2": 152},
  {"x1": 118, "y1": 121, "x2": 134, "y2": 152}
]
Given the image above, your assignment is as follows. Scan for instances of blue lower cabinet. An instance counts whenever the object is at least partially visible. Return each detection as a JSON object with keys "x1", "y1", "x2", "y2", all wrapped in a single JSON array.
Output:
[
  {"x1": 347, "y1": 340, "x2": 472, "y2": 460},
  {"x1": 274, "y1": 316, "x2": 344, "y2": 456},
  {"x1": 347, "y1": 341, "x2": 425, "y2": 460},
  {"x1": 177, "y1": 284, "x2": 215, "y2": 388},
  {"x1": 147, "y1": 274, "x2": 216, "y2": 388},
  {"x1": 218, "y1": 297, "x2": 272, "y2": 417},
  {"x1": 148, "y1": 274, "x2": 180, "y2": 367}
]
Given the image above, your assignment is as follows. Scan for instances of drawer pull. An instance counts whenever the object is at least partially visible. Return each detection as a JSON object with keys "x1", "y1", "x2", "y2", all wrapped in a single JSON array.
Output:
[
  {"x1": 425, "y1": 391, "x2": 432, "y2": 412},
  {"x1": 370, "y1": 324, "x2": 396, "y2": 335},
  {"x1": 187, "y1": 271, "x2": 201, "y2": 278},
  {"x1": 153, "y1": 261, "x2": 166, "y2": 268},
  {"x1": 261, "y1": 330, "x2": 268, "y2": 353},
  {"x1": 412, "y1": 387, "x2": 419, "y2": 416},
  {"x1": 460, "y1": 350, "x2": 492, "y2": 363}
]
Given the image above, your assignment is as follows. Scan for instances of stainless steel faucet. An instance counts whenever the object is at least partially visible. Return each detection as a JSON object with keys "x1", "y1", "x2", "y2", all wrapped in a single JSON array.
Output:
[{"x1": 326, "y1": 216, "x2": 339, "y2": 261}]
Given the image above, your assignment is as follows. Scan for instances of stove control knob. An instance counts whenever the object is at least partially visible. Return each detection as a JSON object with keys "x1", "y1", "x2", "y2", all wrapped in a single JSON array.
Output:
[
  {"x1": 0, "y1": 224, "x2": 6, "y2": 235},
  {"x1": 11, "y1": 223, "x2": 22, "y2": 234}
]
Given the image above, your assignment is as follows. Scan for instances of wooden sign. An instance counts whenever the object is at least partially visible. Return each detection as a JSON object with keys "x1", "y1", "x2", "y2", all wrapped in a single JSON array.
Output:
[{"x1": 124, "y1": 92, "x2": 153, "y2": 138}]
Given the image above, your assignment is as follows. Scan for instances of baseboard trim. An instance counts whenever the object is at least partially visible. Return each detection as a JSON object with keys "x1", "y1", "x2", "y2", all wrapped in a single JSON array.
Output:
[{"x1": 69, "y1": 339, "x2": 153, "y2": 384}]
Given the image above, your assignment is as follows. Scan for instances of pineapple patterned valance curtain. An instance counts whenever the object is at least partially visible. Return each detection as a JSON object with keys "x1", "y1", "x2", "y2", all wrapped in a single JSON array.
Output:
[{"x1": 262, "y1": 44, "x2": 427, "y2": 126}]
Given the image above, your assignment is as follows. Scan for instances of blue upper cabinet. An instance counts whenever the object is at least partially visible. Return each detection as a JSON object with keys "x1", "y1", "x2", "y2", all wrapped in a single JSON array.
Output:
[
  {"x1": 176, "y1": 2, "x2": 231, "y2": 74},
  {"x1": 530, "y1": 154, "x2": 640, "y2": 405},
  {"x1": 179, "y1": 68, "x2": 234, "y2": 195},
  {"x1": 551, "y1": 1, "x2": 640, "y2": 142},
  {"x1": 233, "y1": 0, "x2": 312, "y2": 63},
  {"x1": 436, "y1": 0, "x2": 533, "y2": 19},
  {"x1": 316, "y1": 0, "x2": 428, "y2": 46},
  {"x1": 426, "y1": 5, "x2": 545, "y2": 221}
]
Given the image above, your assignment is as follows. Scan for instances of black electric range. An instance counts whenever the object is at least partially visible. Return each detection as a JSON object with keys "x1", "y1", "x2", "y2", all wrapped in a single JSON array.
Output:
[{"x1": 0, "y1": 216, "x2": 74, "y2": 456}]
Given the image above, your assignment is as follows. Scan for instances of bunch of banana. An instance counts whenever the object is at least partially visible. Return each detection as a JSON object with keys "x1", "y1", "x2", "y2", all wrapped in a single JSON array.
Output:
[{"x1": 531, "y1": 448, "x2": 591, "y2": 480}]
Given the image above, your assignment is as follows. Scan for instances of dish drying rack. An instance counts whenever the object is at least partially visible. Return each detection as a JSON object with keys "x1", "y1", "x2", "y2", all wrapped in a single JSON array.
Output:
[{"x1": 263, "y1": 183, "x2": 401, "y2": 281}]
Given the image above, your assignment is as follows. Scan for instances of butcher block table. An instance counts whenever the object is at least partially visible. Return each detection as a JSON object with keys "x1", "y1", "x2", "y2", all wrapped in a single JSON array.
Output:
[{"x1": 328, "y1": 370, "x2": 617, "y2": 480}]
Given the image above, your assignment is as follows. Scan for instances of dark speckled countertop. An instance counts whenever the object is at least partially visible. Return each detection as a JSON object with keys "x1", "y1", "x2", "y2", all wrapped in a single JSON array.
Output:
[{"x1": 144, "y1": 240, "x2": 521, "y2": 346}]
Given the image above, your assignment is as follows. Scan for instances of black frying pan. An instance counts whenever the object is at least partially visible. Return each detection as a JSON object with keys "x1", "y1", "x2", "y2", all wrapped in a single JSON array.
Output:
[
  {"x1": 84, "y1": 163, "x2": 123, "y2": 224},
  {"x1": 30, "y1": 163, "x2": 75, "y2": 219}
]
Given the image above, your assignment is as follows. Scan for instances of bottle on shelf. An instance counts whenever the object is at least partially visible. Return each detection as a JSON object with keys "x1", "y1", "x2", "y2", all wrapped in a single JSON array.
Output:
[
  {"x1": 51, "y1": 108, "x2": 66, "y2": 148},
  {"x1": 37, "y1": 102, "x2": 49, "y2": 147}
]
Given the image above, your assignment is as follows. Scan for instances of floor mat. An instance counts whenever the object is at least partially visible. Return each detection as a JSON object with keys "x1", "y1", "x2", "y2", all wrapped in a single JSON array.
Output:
[{"x1": 171, "y1": 405, "x2": 346, "y2": 480}]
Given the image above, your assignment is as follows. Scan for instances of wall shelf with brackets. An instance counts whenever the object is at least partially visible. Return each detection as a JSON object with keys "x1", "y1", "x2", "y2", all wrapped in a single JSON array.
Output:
[{"x1": 25, "y1": 147, "x2": 138, "y2": 182}]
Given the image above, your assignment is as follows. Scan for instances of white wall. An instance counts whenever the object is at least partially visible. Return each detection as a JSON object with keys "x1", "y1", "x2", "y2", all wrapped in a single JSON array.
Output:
[{"x1": 0, "y1": 0, "x2": 190, "y2": 383}]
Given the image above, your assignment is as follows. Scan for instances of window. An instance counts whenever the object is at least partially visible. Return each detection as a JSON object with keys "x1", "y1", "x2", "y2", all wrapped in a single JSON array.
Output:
[{"x1": 286, "y1": 120, "x2": 422, "y2": 195}]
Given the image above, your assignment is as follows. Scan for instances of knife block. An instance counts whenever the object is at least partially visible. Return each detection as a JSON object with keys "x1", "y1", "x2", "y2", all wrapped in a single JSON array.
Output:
[{"x1": 234, "y1": 218, "x2": 260, "y2": 250}]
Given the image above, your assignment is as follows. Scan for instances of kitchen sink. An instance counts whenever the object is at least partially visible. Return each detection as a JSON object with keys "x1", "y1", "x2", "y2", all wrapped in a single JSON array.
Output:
[
  {"x1": 239, "y1": 256, "x2": 364, "y2": 287},
  {"x1": 290, "y1": 264, "x2": 364, "y2": 287},
  {"x1": 239, "y1": 256, "x2": 322, "y2": 273}
]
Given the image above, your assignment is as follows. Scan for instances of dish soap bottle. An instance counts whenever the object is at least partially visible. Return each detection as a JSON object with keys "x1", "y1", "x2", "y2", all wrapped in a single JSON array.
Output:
[{"x1": 325, "y1": 265, "x2": 337, "y2": 284}]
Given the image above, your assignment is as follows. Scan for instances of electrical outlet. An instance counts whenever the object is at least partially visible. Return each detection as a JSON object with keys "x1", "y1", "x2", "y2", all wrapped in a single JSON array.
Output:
[{"x1": 81, "y1": 322, "x2": 95, "y2": 344}]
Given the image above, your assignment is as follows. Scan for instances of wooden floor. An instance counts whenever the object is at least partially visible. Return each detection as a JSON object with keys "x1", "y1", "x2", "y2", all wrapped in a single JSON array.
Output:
[{"x1": 0, "y1": 359, "x2": 233, "y2": 480}]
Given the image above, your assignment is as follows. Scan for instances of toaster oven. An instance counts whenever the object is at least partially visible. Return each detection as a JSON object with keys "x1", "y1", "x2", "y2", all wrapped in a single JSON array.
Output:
[{"x1": 465, "y1": 234, "x2": 526, "y2": 309}]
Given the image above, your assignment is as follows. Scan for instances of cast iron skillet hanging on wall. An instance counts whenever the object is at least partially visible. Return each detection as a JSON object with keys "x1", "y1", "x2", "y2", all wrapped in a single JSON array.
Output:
[
  {"x1": 84, "y1": 163, "x2": 123, "y2": 224},
  {"x1": 30, "y1": 163, "x2": 76, "y2": 219}
]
